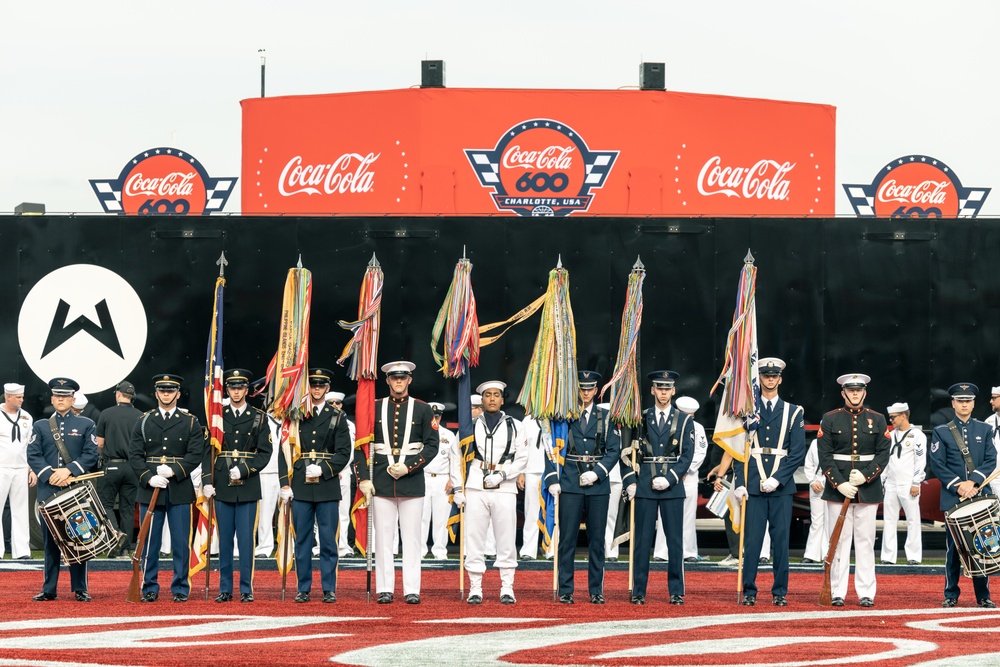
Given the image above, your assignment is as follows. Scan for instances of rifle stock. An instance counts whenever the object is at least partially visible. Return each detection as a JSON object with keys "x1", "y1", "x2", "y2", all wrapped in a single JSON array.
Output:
[
  {"x1": 127, "y1": 487, "x2": 160, "y2": 603},
  {"x1": 819, "y1": 496, "x2": 852, "y2": 606}
]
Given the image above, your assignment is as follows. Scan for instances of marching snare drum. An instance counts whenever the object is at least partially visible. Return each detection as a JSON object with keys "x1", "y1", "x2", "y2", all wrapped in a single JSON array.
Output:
[
  {"x1": 944, "y1": 494, "x2": 1000, "y2": 578},
  {"x1": 38, "y1": 481, "x2": 116, "y2": 565}
]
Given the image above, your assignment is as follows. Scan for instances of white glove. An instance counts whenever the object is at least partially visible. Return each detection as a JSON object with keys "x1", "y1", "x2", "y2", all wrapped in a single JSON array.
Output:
[
  {"x1": 849, "y1": 469, "x2": 865, "y2": 486},
  {"x1": 149, "y1": 475, "x2": 168, "y2": 489},
  {"x1": 229, "y1": 466, "x2": 242, "y2": 481},
  {"x1": 761, "y1": 477, "x2": 780, "y2": 493},
  {"x1": 548, "y1": 483, "x2": 562, "y2": 497},
  {"x1": 202, "y1": 484, "x2": 216, "y2": 499},
  {"x1": 453, "y1": 491, "x2": 466, "y2": 508},
  {"x1": 387, "y1": 462, "x2": 408, "y2": 479},
  {"x1": 305, "y1": 464, "x2": 322, "y2": 478},
  {"x1": 733, "y1": 485, "x2": 748, "y2": 502},
  {"x1": 652, "y1": 476, "x2": 670, "y2": 491},
  {"x1": 279, "y1": 486, "x2": 293, "y2": 501},
  {"x1": 483, "y1": 472, "x2": 504, "y2": 488},
  {"x1": 626, "y1": 483, "x2": 637, "y2": 501},
  {"x1": 579, "y1": 471, "x2": 599, "y2": 487},
  {"x1": 359, "y1": 480, "x2": 374, "y2": 499},
  {"x1": 156, "y1": 465, "x2": 174, "y2": 478},
  {"x1": 838, "y1": 481, "x2": 858, "y2": 499}
]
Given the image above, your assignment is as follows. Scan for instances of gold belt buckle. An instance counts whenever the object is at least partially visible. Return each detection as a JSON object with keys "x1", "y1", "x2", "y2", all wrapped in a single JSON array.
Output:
[
  {"x1": 850, "y1": 454, "x2": 859, "y2": 461},
  {"x1": 233, "y1": 450, "x2": 240, "y2": 458},
  {"x1": 391, "y1": 448, "x2": 401, "y2": 457},
  {"x1": 160, "y1": 456, "x2": 167, "y2": 464}
]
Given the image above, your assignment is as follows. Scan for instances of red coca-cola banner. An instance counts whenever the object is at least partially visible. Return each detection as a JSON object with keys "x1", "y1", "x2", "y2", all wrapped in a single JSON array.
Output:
[{"x1": 241, "y1": 88, "x2": 835, "y2": 217}]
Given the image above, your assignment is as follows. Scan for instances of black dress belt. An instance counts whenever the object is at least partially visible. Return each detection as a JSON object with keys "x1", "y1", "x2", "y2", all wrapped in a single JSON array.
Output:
[{"x1": 107, "y1": 458, "x2": 128, "y2": 463}]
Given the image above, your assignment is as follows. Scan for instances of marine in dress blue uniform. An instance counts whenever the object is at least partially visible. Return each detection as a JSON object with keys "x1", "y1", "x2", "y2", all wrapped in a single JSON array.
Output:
[
  {"x1": 128, "y1": 374, "x2": 206, "y2": 602},
  {"x1": 545, "y1": 370, "x2": 621, "y2": 604},
  {"x1": 26, "y1": 378, "x2": 99, "y2": 602},
  {"x1": 278, "y1": 368, "x2": 353, "y2": 603},
  {"x1": 203, "y1": 368, "x2": 272, "y2": 603},
  {"x1": 733, "y1": 358, "x2": 805, "y2": 606},
  {"x1": 620, "y1": 370, "x2": 695, "y2": 605},
  {"x1": 930, "y1": 382, "x2": 998, "y2": 608}
]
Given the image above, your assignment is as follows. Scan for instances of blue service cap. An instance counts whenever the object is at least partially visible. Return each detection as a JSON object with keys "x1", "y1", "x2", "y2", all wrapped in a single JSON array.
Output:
[
  {"x1": 949, "y1": 382, "x2": 979, "y2": 400},
  {"x1": 48, "y1": 377, "x2": 79, "y2": 396},
  {"x1": 647, "y1": 370, "x2": 679, "y2": 387},
  {"x1": 578, "y1": 370, "x2": 602, "y2": 389}
]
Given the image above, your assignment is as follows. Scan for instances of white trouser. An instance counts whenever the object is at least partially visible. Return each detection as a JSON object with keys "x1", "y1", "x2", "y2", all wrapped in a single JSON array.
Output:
[
  {"x1": 338, "y1": 471, "x2": 352, "y2": 555},
  {"x1": 880, "y1": 485, "x2": 922, "y2": 563},
  {"x1": 0, "y1": 467, "x2": 30, "y2": 559},
  {"x1": 803, "y1": 485, "x2": 827, "y2": 561},
  {"x1": 162, "y1": 521, "x2": 172, "y2": 554},
  {"x1": 520, "y1": 472, "x2": 543, "y2": 558},
  {"x1": 826, "y1": 501, "x2": 878, "y2": 600},
  {"x1": 464, "y1": 490, "x2": 518, "y2": 580},
  {"x1": 605, "y1": 479, "x2": 622, "y2": 558},
  {"x1": 420, "y1": 472, "x2": 451, "y2": 559},
  {"x1": 682, "y1": 474, "x2": 700, "y2": 558},
  {"x1": 373, "y1": 496, "x2": 423, "y2": 595},
  {"x1": 256, "y1": 472, "x2": 280, "y2": 556}
]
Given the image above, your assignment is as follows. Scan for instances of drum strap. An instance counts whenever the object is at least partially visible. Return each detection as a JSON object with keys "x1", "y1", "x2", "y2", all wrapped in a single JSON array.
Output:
[
  {"x1": 48, "y1": 414, "x2": 74, "y2": 468},
  {"x1": 948, "y1": 422, "x2": 977, "y2": 478}
]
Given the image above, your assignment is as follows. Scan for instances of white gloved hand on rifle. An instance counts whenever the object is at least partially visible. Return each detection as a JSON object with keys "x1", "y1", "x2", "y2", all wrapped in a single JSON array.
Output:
[
  {"x1": 579, "y1": 471, "x2": 599, "y2": 487},
  {"x1": 229, "y1": 466, "x2": 242, "y2": 481},
  {"x1": 848, "y1": 469, "x2": 865, "y2": 486},
  {"x1": 156, "y1": 465, "x2": 174, "y2": 478},
  {"x1": 279, "y1": 486, "x2": 293, "y2": 502},
  {"x1": 651, "y1": 476, "x2": 670, "y2": 491},
  {"x1": 149, "y1": 475, "x2": 168, "y2": 489},
  {"x1": 838, "y1": 481, "x2": 858, "y2": 499},
  {"x1": 202, "y1": 484, "x2": 216, "y2": 499}
]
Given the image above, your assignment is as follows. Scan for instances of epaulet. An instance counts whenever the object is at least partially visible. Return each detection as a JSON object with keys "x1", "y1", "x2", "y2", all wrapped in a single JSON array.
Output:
[
  {"x1": 143, "y1": 408, "x2": 157, "y2": 416},
  {"x1": 177, "y1": 408, "x2": 191, "y2": 415},
  {"x1": 251, "y1": 406, "x2": 266, "y2": 416}
]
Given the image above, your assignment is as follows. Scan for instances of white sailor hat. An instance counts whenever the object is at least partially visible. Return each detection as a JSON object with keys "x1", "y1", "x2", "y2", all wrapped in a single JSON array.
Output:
[
  {"x1": 3, "y1": 383, "x2": 24, "y2": 395},
  {"x1": 675, "y1": 396, "x2": 700, "y2": 415},
  {"x1": 73, "y1": 393, "x2": 89, "y2": 409},
  {"x1": 381, "y1": 360, "x2": 416, "y2": 376},
  {"x1": 886, "y1": 402, "x2": 909, "y2": 415},
  {"x1": 992, "y1": 386, "x2": 1000, "y2": 397},
  {"x1": 758, "y1": 358, "x2": 786, "y2": 376},
  {"x1": 837, "y1": 373, "x2": 871, "y2": 388},
  {"x1": 476, "y1": 380, "x2": 507, "y2": 394},
  {"x1": 470, "y1": 394, "x2": 483, "y2": 407},
  {"x1": 326, "y1": 391, "x2": 346, "y2": 403}
]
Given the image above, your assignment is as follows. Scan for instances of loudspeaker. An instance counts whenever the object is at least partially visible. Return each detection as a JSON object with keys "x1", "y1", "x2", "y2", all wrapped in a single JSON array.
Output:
[
  {"x1": 421, "y1": 60, "x2": 445, "y2": 88},
  {"x1": 640, "y1": 62, "x2": 665, "y2": 91}
]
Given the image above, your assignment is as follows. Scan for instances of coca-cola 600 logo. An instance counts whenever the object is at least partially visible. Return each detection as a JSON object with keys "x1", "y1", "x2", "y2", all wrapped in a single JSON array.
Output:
[
  {"x1": 842, "y1": 155, "x2": 990, "y2": 218},
  {"x1": 90, "y1": 147, "x2": 237, "y2": 215},
  {"x1": 465, "y1": 119, "x2": 618, "y2": 216}
]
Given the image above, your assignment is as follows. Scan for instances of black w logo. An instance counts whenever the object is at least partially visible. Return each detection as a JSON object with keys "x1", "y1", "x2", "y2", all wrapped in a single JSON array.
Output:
[{"x1": 42, "y1": 299, "x2": 124, "y2": 358}]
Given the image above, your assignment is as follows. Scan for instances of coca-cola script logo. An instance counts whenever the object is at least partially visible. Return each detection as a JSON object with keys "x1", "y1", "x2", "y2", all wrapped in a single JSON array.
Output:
[
  {"x1": 90, "y1": 147, "x2": 237, "y2": 215},
  {"x1": 697, "y1": 156, "x2": 795, "y2": 201},
  {"x1": 465, "y1": 119, "x2": 618, "y2": 216},
  {"x1": 842, "y1": 155, "x2": 990, "y2": 218},
  {"x1": 278, "y1": 153, "x2": 379, "y2": 197}
]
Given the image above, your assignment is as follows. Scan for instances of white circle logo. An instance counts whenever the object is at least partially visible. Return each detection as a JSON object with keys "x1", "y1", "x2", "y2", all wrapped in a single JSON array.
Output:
[{"x1": 18, "y1": 264, "x2": 147, "y2": 394}]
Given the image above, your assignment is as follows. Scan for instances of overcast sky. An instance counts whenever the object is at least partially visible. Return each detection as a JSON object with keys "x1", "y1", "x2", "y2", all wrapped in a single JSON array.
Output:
[{"x1": 3, "y1": 0, "x2": 998, "y2": 216}]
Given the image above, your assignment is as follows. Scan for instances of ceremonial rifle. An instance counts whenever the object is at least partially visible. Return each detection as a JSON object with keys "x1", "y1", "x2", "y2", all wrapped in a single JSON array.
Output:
[
  {"x1": 820, "y1": 496, "x2": 852, "y2": 606},
  {"x1": 127, "y1": 487, "x2": 160, "y2": 603}
]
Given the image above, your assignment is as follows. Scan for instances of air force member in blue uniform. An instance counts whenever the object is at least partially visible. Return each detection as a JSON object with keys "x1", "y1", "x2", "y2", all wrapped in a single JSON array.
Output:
[
  {"x1": 621, "y1": 370, "x2": 695, "y2": 605},
  {"x1": 545, "y1": 370, "x2": 621, "y2": 604},
  {"x1": 733, "y1": 358, "x2": 805, "y2": 606},
  {"x1": 128, "y1": 374, "x2": 206, "y2": 603},
  {"x1": 202, "y1": 368, "x2": 272, "y2": 603},
  {"x1": 930, "y1": 382, "x2": 997, "y2": 608},
  {"x1": 27, "y1": 378, "x2": 99, "y2": 601}
]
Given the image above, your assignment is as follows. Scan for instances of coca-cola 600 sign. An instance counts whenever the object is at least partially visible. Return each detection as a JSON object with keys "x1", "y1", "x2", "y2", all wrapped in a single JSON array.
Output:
[{"x1": 90, "y1": 147, "x2": 237, "y2": 215}]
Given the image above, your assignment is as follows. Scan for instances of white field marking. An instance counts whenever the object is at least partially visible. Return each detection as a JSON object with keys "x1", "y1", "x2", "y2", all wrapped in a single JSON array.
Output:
[
  {"x1": 417, "y1": 618, "x2": 556, "y2": 624},
  {"x1": 907, "y1": 613, "x2": 1000, "y2": 633}
]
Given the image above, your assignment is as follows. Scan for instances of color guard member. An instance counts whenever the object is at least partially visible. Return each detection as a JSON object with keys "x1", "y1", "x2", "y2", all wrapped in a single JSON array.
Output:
[{"x1": 879, "y1": 402, "x2": 926, "y2": 565}]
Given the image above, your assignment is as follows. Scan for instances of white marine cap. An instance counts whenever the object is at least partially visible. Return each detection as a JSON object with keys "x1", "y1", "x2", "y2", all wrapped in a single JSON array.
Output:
[
  {"x1": 837, "y1": 373, "x2": 871, "y2": 388},
  {"x1": 886, "y1": 402, "x2": 909, "y2": 415},
  {"x1": 428, "y1": 401, "x2": 446, "y2": 414},
  {"x1": 758, "y1": 358, "x2": 786, "y2": 375},
  {"x1": 675, "y1": 396, "x2": 700, "y2": 415},
  {"x1": 381, "y1": 360, "x2": 416, "y2": 376},
  {"x1": 470, "y1": 394, "x2": 483, "y2": 406},
  {"x1": 326, "y1": 391, "x2": 346, "y2": 403},
  {"x1": 476, "y1": 380, "x2": 507, "y2": 394},
  {"x1": 3, "y1": 383, "x2": 24, "y2": 395},
  {"x1": 72, "y1": 393, "x2": 89, "y2": 409}
]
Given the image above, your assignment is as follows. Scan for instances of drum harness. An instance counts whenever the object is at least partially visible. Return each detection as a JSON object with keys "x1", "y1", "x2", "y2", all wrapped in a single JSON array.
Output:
[
  {"x1": 566, "y1": 410, "x2": 605, "y2": 476},
  {"x1": 948, "y1": 421, "x2": 980, "y2": 485}
]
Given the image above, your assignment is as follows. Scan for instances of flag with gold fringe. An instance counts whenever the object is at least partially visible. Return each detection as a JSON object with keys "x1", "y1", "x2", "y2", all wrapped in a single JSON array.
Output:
[
  {"x1": 338, "y1": 254, "x2": 383, "y2": 557},
  {"x1": 710, "y1": 250, "x2": 760, "y2": 533}
]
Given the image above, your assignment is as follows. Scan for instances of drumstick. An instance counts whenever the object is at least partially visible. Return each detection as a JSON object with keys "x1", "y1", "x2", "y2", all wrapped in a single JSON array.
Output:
[{"x1": 64, "y1": 471, "x2": 106, "y2": 483}]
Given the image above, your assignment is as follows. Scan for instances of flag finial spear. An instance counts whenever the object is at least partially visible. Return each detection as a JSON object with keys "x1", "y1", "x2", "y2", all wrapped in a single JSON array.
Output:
[
  {"x1": 556, "y1": 254, "x2": 563, "y2": 269},
  {"x1": 296, "y1": 254, "x2": 303, "y2": 269},
  {"x1": 462, "y1": 245, "x2": 467, "y2": 260},
  {"x1": 633, "y1": 255, "x2": 645, "y2": 271},
  {"x1": 744, "y1": 249, "x2": 755, "y2": 265},
  {"x1": 216, "y1": 251, "x2": 228, "y2": 277},
  {"x1": 368, "y1": 253, "x2": 380, "y2": 268}
]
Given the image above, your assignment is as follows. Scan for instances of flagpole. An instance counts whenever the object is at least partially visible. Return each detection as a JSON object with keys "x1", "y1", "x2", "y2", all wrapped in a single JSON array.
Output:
[{"x1": 205, "y1": 251, "x2": 227, "y2": 600}]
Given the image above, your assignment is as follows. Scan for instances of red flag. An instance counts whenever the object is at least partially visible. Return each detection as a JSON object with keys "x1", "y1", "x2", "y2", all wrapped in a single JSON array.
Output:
[{"x1": 351, "y1": 378, "x2": 374, "y2": 554}]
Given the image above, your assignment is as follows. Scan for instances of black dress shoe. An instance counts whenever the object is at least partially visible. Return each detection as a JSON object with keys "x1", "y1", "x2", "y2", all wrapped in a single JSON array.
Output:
[
  {"x1": 140, "y1": 592, "x2": 158, "y2": 603},
  {"x1": 800, "y1": 558, "x2": 819, "y2": 564},
  {"x1": 559, "y1": 594, "x2": 574, "y2": 604},
  {"x1": 323, "y1": 591, "x2": 336, "y2": 603},
  {"x1": 294, "y1": 592, "x2": 310, "y2": 603},
  {"x1": 859, "y1": 597, "x2": 874, "y2": 607},
  {"x1": 15, "y1": 555, "x2": 31, "y2": 560},
  {"x1": 630, "y1": 595, "x2": 645, "y2": 605},
  {"x1": 173, "y1": 594, "x2": 188, "y2": 603},
  {"x1": 908, "y1": 560, "x2": 920, "y2": 565},
  {"x1": 215, "y1": 592, "x2": 233, "y2": 603},
  {"x1": 75, "y1": 591, "x2": 92, "y2": 602},
  {"x1": 240, "y1": 593, "x2": 254, "y2": 603},
  {"x1": 467, "y1": 594, "x2": 482, "y2": 605},
  {"x1": 831, "y1": 597, "x2": 845, "y2": 607},
  {"x1": 670, "y1": 595, "x2": 684, "y2": 605},
  {"x1": 741, "y1": 595, "x2": 756, "y2": 606},
  {"x1": 942, "y1": 598, "x2": 957, "y2": 608},
  {"x1": 405, "y1": 594, "x2": 421, "y2": 604},
  {"x1": 32, "y1": 592, "x2": 57, "y2": 602},
  {"x1": 773, "y1": 595, "x2": 787, "y2": 606},
  {"x1": 519, "y1": 555, "x2": 535, "y2": 561},
  {"x1": 606, "y1": 557, "x2": 618, "y2": 562},
  {"x1": 979, "y1": 598, "x2": 997, "y2": 608},
  {"x1": 590, "y1": 594, "x2": 605, "y2": 604},
  {"x1": 500, "y1": 594, "x2": 516, "y2": 605},
  {"x1": 377, "y1": 592, "x2": 393, "y2": 604}
]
